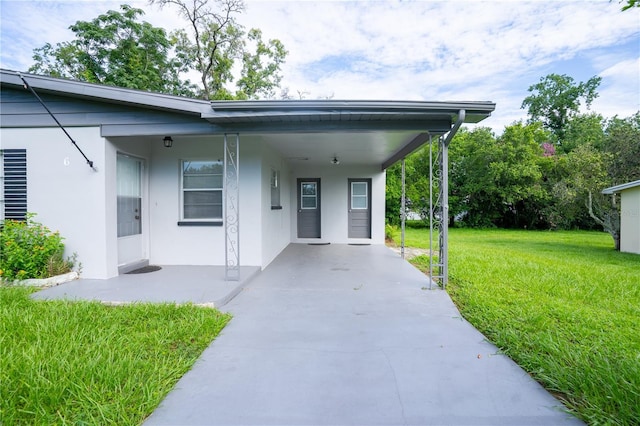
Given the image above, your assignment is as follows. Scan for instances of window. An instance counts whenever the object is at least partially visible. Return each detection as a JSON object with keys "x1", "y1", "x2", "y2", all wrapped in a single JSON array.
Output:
[
  {"x1": 180, "y1": 160, "x2": 223, "y2": 223},
  {"x1": 301, "y1": 182, "x2": 317, "y2": 209},
  {"x1": 1, "y1": 149, "x2": 27, "y2": 221},
  {"x1": 351, "y1": 182, "x2": 368, "y2": 209},
  {"x1": 271, "y1": 168, "x2": 281, "y2": 209}
]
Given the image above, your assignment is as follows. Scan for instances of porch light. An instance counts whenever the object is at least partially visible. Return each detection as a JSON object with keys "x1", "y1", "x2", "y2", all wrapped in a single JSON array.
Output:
[
  {"x1": 163, "y1": 136, "x2": 173, "y2": 148},
  {"x1": 331, "y1": 156, "x2": 340, "y2": 165}
]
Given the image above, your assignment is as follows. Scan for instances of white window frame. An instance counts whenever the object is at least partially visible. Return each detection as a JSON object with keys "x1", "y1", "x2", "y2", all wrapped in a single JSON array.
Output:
[
  {"x1": 301, "y1": 181, "x2": 318, "y2": 210},
  {"x1": 351, "y1": 181, "x2": 368, "y2": 210},
  {"x1": 180, "y1": 159, "x2": 223, "y2": 222}
]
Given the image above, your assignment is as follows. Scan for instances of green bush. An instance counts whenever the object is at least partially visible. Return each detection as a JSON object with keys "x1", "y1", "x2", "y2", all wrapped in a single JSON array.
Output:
[{"x1": 0, "y1": 214, "x2": 74, "y2": 281}]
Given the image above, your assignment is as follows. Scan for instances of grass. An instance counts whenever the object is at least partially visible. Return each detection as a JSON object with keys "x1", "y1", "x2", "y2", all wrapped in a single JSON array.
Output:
[
  {"x1": 389, "y1": 227, "x2": 640, "y2": 425},
  {"x1": 0, "y1": 286, "x2": 231, "y2": 425}
]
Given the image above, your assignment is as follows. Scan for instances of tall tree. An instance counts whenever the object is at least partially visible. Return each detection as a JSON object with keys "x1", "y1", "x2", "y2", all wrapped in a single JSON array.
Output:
[
  {"x1": 603, "y1": 112, "x2": 640, "y2": 184},
  {"x1": 521, "y1": 73, "x2": 601, "y2": 145},
  {"x1": 150, "y1": 0, "x2": 287, "y2": 99},
  {"x1": 448, "y1": 124, "x2": 550, "y2": 228},
  {"x1": 30, "y1": 5, "x2": 194, "y2": 96}
]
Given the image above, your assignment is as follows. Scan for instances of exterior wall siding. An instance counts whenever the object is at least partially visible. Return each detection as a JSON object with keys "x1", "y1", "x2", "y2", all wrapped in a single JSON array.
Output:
[
  {"x1": 289, "y1": 163, "x2": 385, "y2": 245},
  {"x1": 620, "y1": 187, "x2": 640, "y2": 254},
  {"x1": 0, "y1": 126, "x2": 112, "y2": 278},
  {"x1": 260, "y1": 139, "x2": 292, "y2": 269},
  {"x1": 144, "y1": 135, "x2": 263, "y2": 268},
  {"x1": 1, "y1": 87, "x2": 210, "y2": 133}
]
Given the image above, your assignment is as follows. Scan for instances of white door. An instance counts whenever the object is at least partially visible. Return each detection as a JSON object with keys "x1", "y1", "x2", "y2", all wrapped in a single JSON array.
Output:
[{"x1": 117, "y1": 153, "x2": 145, "y2": 266}]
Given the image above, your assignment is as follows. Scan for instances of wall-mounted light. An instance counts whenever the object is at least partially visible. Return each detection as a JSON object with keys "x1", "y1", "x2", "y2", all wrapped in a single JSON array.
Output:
[
  {"x1": 331, "y1": 156, "x2": 340, "y2": 165},
  {"x1": 163, "y1": 136, "x2": 173, "y2": 148}
]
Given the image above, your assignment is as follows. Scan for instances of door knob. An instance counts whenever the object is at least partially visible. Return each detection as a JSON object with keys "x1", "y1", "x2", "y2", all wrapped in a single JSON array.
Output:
[{"x1": 135, "y1": 215, "x2": 140, "y2": 220}]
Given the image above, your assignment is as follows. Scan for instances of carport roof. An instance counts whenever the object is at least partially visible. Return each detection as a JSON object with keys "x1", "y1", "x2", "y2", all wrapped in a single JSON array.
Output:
[
  {"x1": 207, "y1": 100, "x2": 494, "y2": 124},
  {"x1": 1, "y1": 69, "x2": 496, "y2": 168}
]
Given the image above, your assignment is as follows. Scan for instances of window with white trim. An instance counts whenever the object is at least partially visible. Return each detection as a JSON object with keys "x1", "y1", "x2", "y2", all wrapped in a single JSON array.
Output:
[{"x1": 180, "y1": 160, "x2": 223, "y2": 222}]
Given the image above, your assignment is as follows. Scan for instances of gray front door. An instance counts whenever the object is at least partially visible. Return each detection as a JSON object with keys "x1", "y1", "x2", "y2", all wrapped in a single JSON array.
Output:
[
  {"x1": 348, "y1": 178, "x2": 371, "y2": 238},
  {"x1": 297, "y1": 178, "x2": 321, "y2": 238}
]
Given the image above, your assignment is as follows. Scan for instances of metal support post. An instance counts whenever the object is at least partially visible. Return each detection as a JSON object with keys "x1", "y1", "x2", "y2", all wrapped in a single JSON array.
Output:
[
  {"x1": 401, "y1": 158, "x2": 406, "y2": 259},
  {"x1": 440, "y1": 137, "x2": 449, "y2": 288},
  {"x1": 224, "y1": 133, "x2": 240, "y2": 281}
]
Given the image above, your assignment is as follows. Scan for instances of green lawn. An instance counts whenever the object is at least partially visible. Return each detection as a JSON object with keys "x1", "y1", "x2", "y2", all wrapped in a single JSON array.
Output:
[
  {"x1": 390, "y1": 227, "x2": 640, "y2": 425},
  {"x1": 0, "y1": 287, "x2": 231, "y2": 425}
]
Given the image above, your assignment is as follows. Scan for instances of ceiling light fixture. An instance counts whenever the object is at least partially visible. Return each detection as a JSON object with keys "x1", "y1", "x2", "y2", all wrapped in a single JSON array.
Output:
[{"x1": 331, "y1": 156, "x2": 340, "y2": 165}]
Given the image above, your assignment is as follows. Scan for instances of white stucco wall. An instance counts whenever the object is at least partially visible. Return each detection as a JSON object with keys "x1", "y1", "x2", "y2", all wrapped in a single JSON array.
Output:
[
  {"x1": 1, "y1": 127, "x2": 113, "y2": 279},
  {"x1": 620, "y1": 186, "x2": 640, "y2": 254},
  {"x1": 258, "y1": 138, "x2": 292, "y2": 268},
  {"x1": 289, "y1": 164, "x2": 386, "y2": 244},
  {"x1": 145, "y1": 135, "x2": 263, "y2": 267}
]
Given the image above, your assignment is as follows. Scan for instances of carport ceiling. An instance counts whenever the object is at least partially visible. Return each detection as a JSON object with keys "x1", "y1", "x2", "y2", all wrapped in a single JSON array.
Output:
[
  {"x1": 254, "y1": 130, "x2": 425, "y2": 167},
  {"x1": 204, "y1": 100, "x2": 496, "y2": 168}
]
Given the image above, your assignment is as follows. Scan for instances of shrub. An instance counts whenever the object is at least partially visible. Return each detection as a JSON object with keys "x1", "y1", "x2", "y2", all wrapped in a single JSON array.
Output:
[{"x1": 0, "y1": 214, "x2": 74, "y2": 281}]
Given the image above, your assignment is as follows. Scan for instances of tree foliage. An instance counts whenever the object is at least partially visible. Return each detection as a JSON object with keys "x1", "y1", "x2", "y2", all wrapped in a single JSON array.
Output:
[
  {"x1": 30, "y1": 5, "x2": 193, "y2": 95},
  {"x1": 521, "y1": 73, "x2": 601, "y2": 145},
  {"x1": 30, "y1": 2, "x2": 287, "y2": 99},
  {"x1": 150, "y1": 0, "x2": 287, "y2": 99},
  {"x1": 386, "y1": 76, "x2": 639, "y2": 251},
  {"x1": 619, "y1": 0, "x2": 640, "y2": 11}
]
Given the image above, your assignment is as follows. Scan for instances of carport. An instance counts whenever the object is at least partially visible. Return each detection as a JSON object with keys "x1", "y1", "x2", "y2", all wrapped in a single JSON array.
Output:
[{"x1": 202, "y1": 100, "x2": 496, "y2": 285}]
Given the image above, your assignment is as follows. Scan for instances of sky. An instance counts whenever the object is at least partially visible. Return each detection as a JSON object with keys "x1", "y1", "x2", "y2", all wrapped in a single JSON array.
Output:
[{"x1": 1, "y1": 0, "x2": 639, "y2": 133}]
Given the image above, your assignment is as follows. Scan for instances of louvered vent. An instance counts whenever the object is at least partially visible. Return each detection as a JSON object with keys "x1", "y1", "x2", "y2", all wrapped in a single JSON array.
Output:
[{"x1": 1, "y1": 149, "x2": 27, "y2": 221}]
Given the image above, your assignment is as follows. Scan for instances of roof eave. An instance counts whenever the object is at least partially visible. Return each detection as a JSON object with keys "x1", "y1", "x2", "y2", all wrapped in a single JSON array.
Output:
[
  {"x1": 0, "y1": 69, "x2": 211, "y2": 115},
  {"x1": 602, "y1": 180, "x2": 640, "y2": 194}
]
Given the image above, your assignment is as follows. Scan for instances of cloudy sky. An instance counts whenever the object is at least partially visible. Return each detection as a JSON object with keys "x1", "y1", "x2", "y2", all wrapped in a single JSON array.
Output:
[{"x1": 1, "y1": 0, "x2": 638, "y2": 132}]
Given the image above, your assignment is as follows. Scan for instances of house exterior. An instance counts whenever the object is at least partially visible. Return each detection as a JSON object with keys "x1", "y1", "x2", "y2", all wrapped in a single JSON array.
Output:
[
  {"x1": 1, "y1": 70, "x2": 495, "y2": 279},
  {"x1": 602, "y1": 180, "x2": 640, "y2": 255}
]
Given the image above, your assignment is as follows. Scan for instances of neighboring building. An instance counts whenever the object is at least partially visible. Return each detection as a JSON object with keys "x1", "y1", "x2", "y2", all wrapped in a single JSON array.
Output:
[
  {"x1": 603, "y1": 180, "x2": 640, "y2": 255},
  {"x1": 0, "y1": 70, "x2": 495, "y2": 279}
]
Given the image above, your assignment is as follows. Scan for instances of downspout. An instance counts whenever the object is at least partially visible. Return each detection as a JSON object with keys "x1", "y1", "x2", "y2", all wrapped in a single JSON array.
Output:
[
  {"x1": 401, "y1": 158, "x2": 406, "y2": 259},
  {"x1": 440, "y1": 109, "x2": 465, "y2": 288}
]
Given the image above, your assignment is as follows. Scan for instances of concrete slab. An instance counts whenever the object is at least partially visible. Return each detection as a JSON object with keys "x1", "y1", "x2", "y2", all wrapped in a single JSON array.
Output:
[
  {"x1": 144, "y1": 244, "x2": 583, "y2": 425},
  {"x1": 32, "y1": 265, "x2": 260, "y2": 306}
]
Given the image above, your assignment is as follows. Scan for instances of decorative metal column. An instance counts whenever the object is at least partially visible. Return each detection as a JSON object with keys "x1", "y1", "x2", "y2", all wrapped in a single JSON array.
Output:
[
  {"x1": 429, "y1": 110, "x2": 465, "y2": 289},
  {"x1": 429, "y1": 135, "x2": 444, "y2": 289},
  {"x1": 224, "y1": 133, "x2": 240, "y2": 281}
]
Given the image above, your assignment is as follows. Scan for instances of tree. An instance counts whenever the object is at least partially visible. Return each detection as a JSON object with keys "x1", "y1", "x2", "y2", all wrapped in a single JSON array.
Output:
[
  {"x1": 448, "y1": 124, "x2": 550, "y2": 228},
  {"x1": 562, "y1": 144, "x2": 620, "y2": 248},
  {"x1": 30, "y1": 5, "x2": 194, "y2": 96},
  {"x1": 603, "y1": 112, "x2": 640, "y2": 184},
  {"x1": 562, "y1": 113, "x2": 605, "y2": 153},
  {"x1": 150, "y1": 0, "x2": 287, "y2": 100},
  {"x1": 522, "y1": 74, "x2": 601, "y2": 145}
]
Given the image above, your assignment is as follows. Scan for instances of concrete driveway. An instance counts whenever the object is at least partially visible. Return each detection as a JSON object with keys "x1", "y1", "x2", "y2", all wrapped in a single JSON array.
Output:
[{"x1": 144, "y1": 244, "x2": 583, "y2": 425}]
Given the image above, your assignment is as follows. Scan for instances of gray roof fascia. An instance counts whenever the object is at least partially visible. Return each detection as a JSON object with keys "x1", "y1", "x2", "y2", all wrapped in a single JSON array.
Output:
[
  {"x1": 195, "y1": 119, "x2": 453, "y2": 134},
  {"x1": 0, "y1": 69, "x2": 211, "y2": 116},
  {"x1": 206, "y1": 100, "x2": 496, "y2": 124},
  {"x1": 602, "y1": 180, "x2": 640, "y2": 194}
]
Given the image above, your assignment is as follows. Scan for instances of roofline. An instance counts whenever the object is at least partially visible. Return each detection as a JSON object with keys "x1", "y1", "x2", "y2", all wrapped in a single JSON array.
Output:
[
  {"x1": 1, "y1": 69, "x2": 495, "y2": 134},
  {"x1": 209, "y1": 100, "x2": 495, "y2": 124},
  {"x1": 0, "y1": 69, "x2": 211, "y2": 115},
  {"x1": 602, "y1": 180, "x2": 640, "y2": 194}
]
